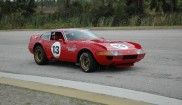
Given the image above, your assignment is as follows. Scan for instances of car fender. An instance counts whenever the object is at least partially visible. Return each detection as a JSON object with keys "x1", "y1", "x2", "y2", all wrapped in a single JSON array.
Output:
[
  {"x1": 127, "y1": 41, "x2": 142, "y2": 49},
  {"x1": 77, "y1": 47, "x2": 97, "y2": 63}
]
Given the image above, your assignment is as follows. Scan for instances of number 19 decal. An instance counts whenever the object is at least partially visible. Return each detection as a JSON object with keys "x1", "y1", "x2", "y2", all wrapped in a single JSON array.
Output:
[{"x1": 51, "y1": 42, "x2": 61, "y2": 58}]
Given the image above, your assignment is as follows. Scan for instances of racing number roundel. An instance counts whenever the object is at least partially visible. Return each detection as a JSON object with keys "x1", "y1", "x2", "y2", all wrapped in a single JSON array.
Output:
[
  {"x1": 51, "y1": 42, "x2": 61, "y2": 58},
  {"x1": 110, "y1": 44, "x2": 128, "y2": 49}
]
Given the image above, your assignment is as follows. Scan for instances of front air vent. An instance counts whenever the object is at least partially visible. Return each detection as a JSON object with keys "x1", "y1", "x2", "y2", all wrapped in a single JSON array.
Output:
[{"x1": 123, "y1": 55, "x2": 137, "y2": 60}]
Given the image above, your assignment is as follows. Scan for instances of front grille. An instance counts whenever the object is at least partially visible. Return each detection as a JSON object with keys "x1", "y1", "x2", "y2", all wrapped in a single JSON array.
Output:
[
  {"x1": 123, "y1": 55, "x2": 137, "y2": 60},
  {"x1": 106, "y1": 56, "x2": 113, "y2": 60}
]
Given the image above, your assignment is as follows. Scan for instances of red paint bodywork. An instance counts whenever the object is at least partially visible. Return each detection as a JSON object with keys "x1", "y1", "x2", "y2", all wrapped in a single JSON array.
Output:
[{"x1": 28, "y1": 29, "x2": 145, "y2": 68}]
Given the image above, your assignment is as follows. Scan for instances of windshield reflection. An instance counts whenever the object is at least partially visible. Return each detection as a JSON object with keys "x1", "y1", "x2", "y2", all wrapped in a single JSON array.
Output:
[{"x1": 64, "y1": 30, "x2": 99, "y2": 41}]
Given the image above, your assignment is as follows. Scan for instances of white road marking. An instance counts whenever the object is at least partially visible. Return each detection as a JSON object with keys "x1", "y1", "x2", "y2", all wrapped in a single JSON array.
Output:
[{"x1": 0, "y1": 72, "x2": 181, "y2": 105}]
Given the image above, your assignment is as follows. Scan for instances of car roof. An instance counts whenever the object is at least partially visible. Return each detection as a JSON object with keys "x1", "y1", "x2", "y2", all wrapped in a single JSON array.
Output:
[{"x1": 52, "y1": 28, "x2": 88, "y2": 32}]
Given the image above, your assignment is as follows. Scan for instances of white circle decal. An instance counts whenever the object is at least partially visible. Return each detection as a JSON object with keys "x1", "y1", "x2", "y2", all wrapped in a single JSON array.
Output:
[
  {"x1": 110, "y1": 44, "x2": 128, "y2": 49},
  {"x1": 51, "y1": 42, "x2": 61, "y2": 58}
]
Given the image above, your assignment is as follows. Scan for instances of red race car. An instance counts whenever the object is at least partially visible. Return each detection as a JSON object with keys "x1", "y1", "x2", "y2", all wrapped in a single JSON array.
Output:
[{"x1": 28, "y1": 29, "x2": 145, "y2": 72}]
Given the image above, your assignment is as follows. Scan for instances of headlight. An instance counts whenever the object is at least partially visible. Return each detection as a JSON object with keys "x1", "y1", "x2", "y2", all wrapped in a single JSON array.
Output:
[
  {"x1": 110, "y1": 51, "x2": 120, "y2": 56},
  {"x1": 135, "y1": 49, "x2": 143, "y2": 54},
  {"x1": 96, "y1": 51, "x2": 120, "y2": 56},
  {"x1": 96, "y1": 52, "x2": 111, "y2": 56}
]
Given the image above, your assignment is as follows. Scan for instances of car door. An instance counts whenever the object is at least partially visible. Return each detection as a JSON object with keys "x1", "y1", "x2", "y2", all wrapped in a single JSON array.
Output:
[
  {"x1": 42, "y1": 31, "x2": 65, "y2": 60},
  {"x1": 60, "y1": 31, "x2": 78, "y2": 62},
  {"x1": 42, "y1": 31, "x2": 77, "y2": 62},
  {"x1": 61, "y1": 40, "x2": 78, "y2": 62}
]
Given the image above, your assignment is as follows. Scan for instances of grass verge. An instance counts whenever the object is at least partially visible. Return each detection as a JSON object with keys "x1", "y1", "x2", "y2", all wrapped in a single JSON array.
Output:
[{"x1": 0, "y1": 26, "x2": 181, "y2": 31}]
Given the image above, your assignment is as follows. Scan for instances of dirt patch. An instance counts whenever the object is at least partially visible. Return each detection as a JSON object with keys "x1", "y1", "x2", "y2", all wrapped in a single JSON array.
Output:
[{"x1": 0, "y1": 84, "x2": 105, "y2": 105}]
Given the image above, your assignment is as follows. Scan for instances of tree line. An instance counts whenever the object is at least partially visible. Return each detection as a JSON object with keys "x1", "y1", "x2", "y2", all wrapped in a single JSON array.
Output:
[{"x1": 0, "y1": 0, "x2": 181, "y2": 29}]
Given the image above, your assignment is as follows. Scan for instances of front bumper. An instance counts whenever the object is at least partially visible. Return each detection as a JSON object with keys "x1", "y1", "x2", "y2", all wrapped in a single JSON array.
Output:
[{"x1": 95, "y1": 50, "x2": 145, "y2": 67}]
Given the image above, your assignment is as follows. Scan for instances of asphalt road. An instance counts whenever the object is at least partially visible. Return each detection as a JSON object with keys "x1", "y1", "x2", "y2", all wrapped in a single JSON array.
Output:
[{"x1": 0, "y1": 29, "x2": 182, "y2": 100}]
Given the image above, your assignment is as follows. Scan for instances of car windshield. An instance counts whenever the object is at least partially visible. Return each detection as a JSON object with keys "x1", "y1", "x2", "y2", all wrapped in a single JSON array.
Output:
[{"x1": 64, "y1": 30, "x2": 99, "y2": 41}]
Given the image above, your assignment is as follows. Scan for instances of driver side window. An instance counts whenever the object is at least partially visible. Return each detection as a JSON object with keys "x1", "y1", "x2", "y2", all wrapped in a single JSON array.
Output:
[{"x1": 51, "y1": 32, "x2": 64, "y2": 41}]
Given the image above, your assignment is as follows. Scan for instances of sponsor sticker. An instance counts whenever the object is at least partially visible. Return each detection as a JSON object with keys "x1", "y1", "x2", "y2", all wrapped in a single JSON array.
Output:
[
  {"x1": 110, "y1": 43, "x2": 128, "y2": 49},
  {"x1": 51, "y1": 42, "x2": 61, "y2": 58},
  {"x1": 67, "y1": 44, "x2": 77, "y2": 52}
]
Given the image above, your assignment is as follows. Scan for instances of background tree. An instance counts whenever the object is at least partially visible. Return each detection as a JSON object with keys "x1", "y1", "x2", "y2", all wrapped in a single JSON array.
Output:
[
  {"x1": 15, "y1": 0, "x2": 37, "y2": 17},
  {"x1": 0, "y1": 0, "x2": 181, "y2": 29},
  {"x1": 150, "y1": 0, "x2": 178, "y2": 13}
]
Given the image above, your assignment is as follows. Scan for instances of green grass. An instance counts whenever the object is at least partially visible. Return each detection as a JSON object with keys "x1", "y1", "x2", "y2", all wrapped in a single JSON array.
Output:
[
  {"x1": 0, "y1": 13, "x2": 181, "y2": 30},
  {"x1": 88, "y1": 26, "x2": 182, "y2": 30},
  {"x1": 0, "y1": 26, "x2": 181, "y2": 31}
]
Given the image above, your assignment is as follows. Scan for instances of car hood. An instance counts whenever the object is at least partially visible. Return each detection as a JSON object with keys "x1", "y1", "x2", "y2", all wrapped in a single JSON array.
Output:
[{"x1": 83, "y1": 39, "x2": 138, "y2": 50}]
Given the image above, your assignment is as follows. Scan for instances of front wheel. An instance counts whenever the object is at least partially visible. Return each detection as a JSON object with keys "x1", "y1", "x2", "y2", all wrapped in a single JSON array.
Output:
[
  {"x1": 80, "y1": 52, "x2": 98, "y2": 73},
  {"x1": 34, "y1": 46, "x2": 47, "y2": 65}
]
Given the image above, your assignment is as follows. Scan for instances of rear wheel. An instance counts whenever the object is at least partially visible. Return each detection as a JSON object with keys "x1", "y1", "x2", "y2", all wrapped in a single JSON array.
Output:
[
  {"x1": 34, "y1": 46, "x2": 47, "y2": 65},
  {"x1": 80, "y1": 52, "x2": 98, "y2": 73}
]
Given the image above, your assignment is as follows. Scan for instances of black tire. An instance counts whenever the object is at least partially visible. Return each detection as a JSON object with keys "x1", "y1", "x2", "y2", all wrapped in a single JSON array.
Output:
[
  {"x1": 34, "y1": 46, "x2": 47, "y2": 65},
  {"x1": 79, "y1": 52, "x2": 98, "y2": 73}
]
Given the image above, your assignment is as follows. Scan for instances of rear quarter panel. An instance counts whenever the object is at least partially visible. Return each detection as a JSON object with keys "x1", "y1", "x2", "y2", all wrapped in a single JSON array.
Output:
[{"x1": 28, "y1": 35, "x2": 41, "y2": 54}]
